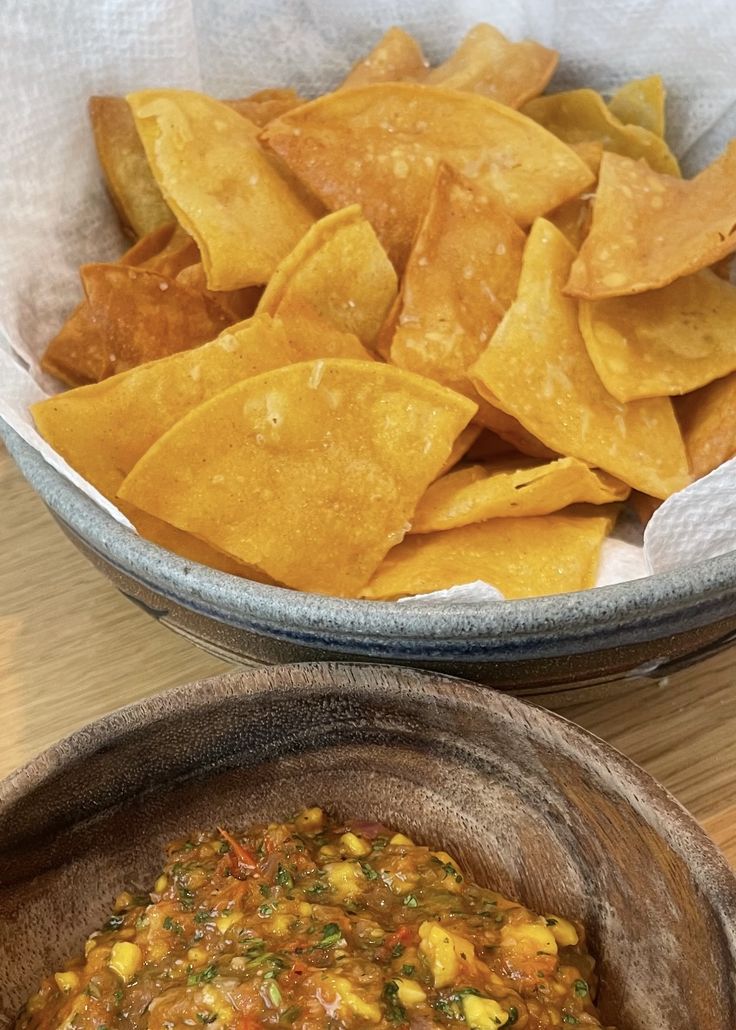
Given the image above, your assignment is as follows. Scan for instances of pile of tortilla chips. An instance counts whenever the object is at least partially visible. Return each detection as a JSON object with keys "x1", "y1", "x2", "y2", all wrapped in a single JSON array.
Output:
[{"x1": 32, "y1": 23, "x2": 736, "y2": 601}]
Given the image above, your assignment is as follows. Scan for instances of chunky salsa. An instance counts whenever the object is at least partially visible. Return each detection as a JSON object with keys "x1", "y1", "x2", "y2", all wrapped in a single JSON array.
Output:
[{"x1": 17, "y1": 809, "x2": 614, "y2": 1030}]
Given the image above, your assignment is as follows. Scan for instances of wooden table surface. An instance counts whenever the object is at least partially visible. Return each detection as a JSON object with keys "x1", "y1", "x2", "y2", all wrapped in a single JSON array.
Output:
[{"x1": 2, "y1": 446, "x2": 734, "y2": 867}]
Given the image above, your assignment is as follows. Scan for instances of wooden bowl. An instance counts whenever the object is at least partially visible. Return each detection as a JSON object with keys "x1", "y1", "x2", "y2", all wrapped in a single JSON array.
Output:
[{"x1": 1, "y1": 663, "x2": 734, "y2": 1028}]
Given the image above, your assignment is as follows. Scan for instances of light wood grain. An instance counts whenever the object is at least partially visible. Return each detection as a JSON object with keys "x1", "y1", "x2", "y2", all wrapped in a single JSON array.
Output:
[{"x1": 1, "y1": 446, "x2": 734, "y2": 869}]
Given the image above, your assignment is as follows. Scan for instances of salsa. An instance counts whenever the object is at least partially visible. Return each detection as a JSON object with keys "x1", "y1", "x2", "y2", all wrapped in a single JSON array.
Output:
[{"x1": 17, "y1": 809, "x2": 614, "y2": 1030}]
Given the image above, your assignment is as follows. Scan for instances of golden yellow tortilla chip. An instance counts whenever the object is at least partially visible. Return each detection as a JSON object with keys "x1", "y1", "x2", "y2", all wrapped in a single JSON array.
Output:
[
  {"x1": 547, "y1": 195, "x2": 593, "y2": 250},
  {"x1": 411, "y1": 456, "x2": 629, "y2": 532},
  {"x1": 225, "y1": 88, "x2": 304, "y2": 126},
  {"x1": 340, "y1": 27, "x2": 428, "y2": 88},
  {"x1": 676, "y1": 373, "x2": 736, "y2": 479},
  {"x1": 436, "y1": 424, "x2": 483, "y2": 477},
  {"x1": 425, "y1": 23, "x2": 558, "y2": 108},
  {"x1": 257, "y1": 205, "x2": 397, "y2": 346},
  {"x1": 566, "y1": 144, "x2": 736, "y2": 299},
  {"x1": 579, "y1": 270, "x2": 736, "y2": 401},
  {"x1": 127, "y1": 89, "x2": 316, "y2": 290},
  {"x1": 361, "y1": 506, "x2": 617, "y2": 600},
  {"x1": 176, "y1": 262, "x2": 262, "y2": 321},
  {"x1": 118, "y1": 360, "x2": 477, "y2": 596},
  {"x1": 118, "y1": 222, "x2": 192, "y2": 273},
  {"x1": 130, "y1": 510, "x2": 271, "y2": 579},
  {"x1": 608, "y1": 75, "x2": 666, "y2": 136},
  {"x1": 261, "y1": 83, "x2": 594, "y2": 268},
  {"x1": 275, "y1": 297, "x2": 374, "y2": 361},
  {"x1": 42, "y1": 264, "x2": 231, "y2": 385},
  {"x1": 522, "y1": 88, "x2": 679, "y2": 176},
  {"x1": 389, "y1": 163, "x2": 525, "y2": 392},
  {"x1": 470, "y1": 219, "x2": 690, "y2": 499},
  {"x1": 89, "y1": 96, "x2": 172, "y2": 238}
]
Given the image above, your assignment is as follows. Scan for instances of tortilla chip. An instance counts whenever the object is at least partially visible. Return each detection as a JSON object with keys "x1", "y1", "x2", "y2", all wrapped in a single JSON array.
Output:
[
  {"x1": 522, "y1": 89, "x2": 679, "y2": 176},
  {"x1": 629, "y1": 491, "x2": 662, "y2": 526},
  {"x1": 127, "y1": 89, "x2": 316, "y2": 290},
  {"x1": 436, "y1": 424, "x2": 483, "y2": 477},
  {"x1": 676, "y1": 373, "x2": 736, "y2": 479},
  {"x1": 340, "y1": 27, "x2": 428, "y2": 88},
  {"x1": 608, "y1": 75, "x2": 666, "y2": 136},
  {"x1": 425, "y1": 23, "x2": 558, "y2": 108},
  {"x1": 225, "y1": 88, "x2": 304, "y2": 126},
  {"x1": 261, "y1": 83, "x2": 594, "y2": 268},
  {"x1": 389, "y1": 163, "x2": 525, "y2": 392},
  {"x1": 257, "y1": 205, "x2": 397, "y2": 346},
  {"x1": 547, "y1": 195, "x2": 593, "y2": 250},
  {"x1": 118, "y1": 360, "x2": 477, "y2": 596},
  {"x1": 89, "y1": 96, "x2": 172, "y2": 238},
  {"x1": 361, "y1": 506, "x2": 617, "y2": 600},
  {"x1": 84, "y1": 264, "x2": 231, "y2": 380},
  {"x1": 275, "y1": 297, "x2": 374, "y2": 361},
  {"x1": 470, "y1": 219, "x2": 690, "y2": 499},
  {"x1": 123, "y1": 222, "x2": 200, "y2": 278},
  {"x1": 176, "y1": 262, "x2": 262, "y2": 321},
  {"x1": 32, "y1": 314, "x2": 298, "y2": 500},
  {"x1": 579, "y1": 269, "x2": 736, "y2": 401},
  {"x1": 566, "y1": 144, "x2": 736, "y2": 299},
  {"x1": 411, "y1": 456, "x2": 629, "y2": 533},
  {"x1": 465, "y1": 429, "x2": 520, "y2": 462}
]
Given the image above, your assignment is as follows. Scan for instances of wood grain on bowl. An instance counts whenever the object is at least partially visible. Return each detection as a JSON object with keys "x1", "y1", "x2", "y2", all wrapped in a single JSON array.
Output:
[{"x1": 1, "y1": 664, "x2": 735, "y2": 1029}]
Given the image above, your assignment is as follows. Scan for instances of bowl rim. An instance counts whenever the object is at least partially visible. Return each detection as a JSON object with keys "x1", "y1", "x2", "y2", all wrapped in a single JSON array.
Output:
[
  {"x1": 2, "y1": 662, "x2": 735, "y2": 905},
  {"x1": 4, "y1": 421, "x2": 736, "y2": 661}
]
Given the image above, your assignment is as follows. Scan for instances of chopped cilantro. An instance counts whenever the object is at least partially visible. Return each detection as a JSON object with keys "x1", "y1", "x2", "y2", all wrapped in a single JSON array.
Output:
[
  {"x1": 103, "y1": 914, "x2": 124, "y2": 931},
  {"x1": 258, "y1": 903, "x2": 275, "y2": 918},
  {"x1": 573, "y1": 979, "x2": 589, "y2": 997},
  {"x1": 113, "y1": 989, "x2": 124, "y2": 1006},
  {"x1": 545, "y1": 917, "x2": 558, "y2": 926},
  {"x1": 403, "y1": 894, "x2": 418, "y2": 908},
  {"x1": 265, "y1": 980, "x2": 283, "y2": 1006},
  {"x1": 391, "y1": 942, "x2": 405, "y2": 958},
  {"x1": 306, "y1": 880, "x2": 328, "y2": 895},
  {"x1": 163, "y1": 916, "x2": 183, "y2": 934},
  {"x1": 316, "y1": 922, "x2": 343, "y2": 949},
  {"x1": 260, "y1": 884, "x2": 272, "y2": 898},
  {"x1": 382, "y1": 981, "x2": 406, "y2": 1023},
  {"x1": 562, "y1": 1016, "x2": 578, "y2": 1025},
  {"x1": 506, "y1": 1007, "x2": 518, "y2": 1026},
  {"x1": 360, "y1": 861, "x2": 379, "y2": 881},
  {"x1": 401, "y1": 964, "x2": 415, "y2": 977},
  {"x1": 276, "y1": 865, "x2": 294, "y2": 889},
  {"x1": 194, "y1": 910, "x2": 215, "y2": 924},
  {"x1": 187, "y1": 965, "x2": 218, "y2": 986},
  {"x1": 196, "y1": 1014, "x2": 217, "y2": 1024}
]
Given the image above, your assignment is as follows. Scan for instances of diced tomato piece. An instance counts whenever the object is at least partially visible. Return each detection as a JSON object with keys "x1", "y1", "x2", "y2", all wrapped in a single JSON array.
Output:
[{"x1": 218, "y1": 827, "x2": 258, "y2": 878}]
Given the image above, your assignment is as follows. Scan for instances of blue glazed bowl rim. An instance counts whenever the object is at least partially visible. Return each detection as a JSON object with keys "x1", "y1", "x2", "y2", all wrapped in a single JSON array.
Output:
[{"x1": 4, "y1": 420, "x2": 736, "y2": 661}]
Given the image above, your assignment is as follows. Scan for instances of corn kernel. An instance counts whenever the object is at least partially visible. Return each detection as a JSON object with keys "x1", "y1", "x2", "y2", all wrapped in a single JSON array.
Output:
[
  {"x1": 394, "y1": 978, "x2": 427, "y2": 1007},
  {"x1": 113, "y1": 891, "x2": 133, "y2": 912},
  {"x1": 269, "y1": 913, "x2": 292, "y2": 936},
  {"x1": 340, "y1": 832, "x2": 372, "y2": 857},
  {"x1": 54, "y1": 971, "x2": 79, "y2": 993},
  {"x1": 390, "y1": 833, "x2": 414, "y2": 847},
  {"x1": 418, "y1": 921, "x2": 476, "y2": 987},
  {"x1": 188, "y1": 946, "x2": 209, "y2": 963},
  {"x1": 319, "y1": 845, "x2": 339, "y2": 859},
  {"x1": 216, "y1": 910, "x2": 242, "y2": 934},
  {"x1": 501, "y1": 920, "x2": 558, "y2": 957},
  {"x1": 154, "y1": 874, "x2": 168, "y2": 894},
  {"x1": 545, "y1": 915, "x2": 579, "y2": 947},
  {"x1": 108, "y1": 941, "x2": 142, "y2": 983},
  {"x1": 298, "y1": 902, "x2": 313, "y2": 917},
  {"x1": 329, "y1": 975, "x2": 381, "y2": 1023},
  {"x1": 326, "y1": 860, "x2": 364, "y2": 898},
  {"x1": 462, "y1": 995, "x2": 509, "y2": 1029},
  {"x1": 295, "y1": 807, "x2": 324, "y2": 833}
]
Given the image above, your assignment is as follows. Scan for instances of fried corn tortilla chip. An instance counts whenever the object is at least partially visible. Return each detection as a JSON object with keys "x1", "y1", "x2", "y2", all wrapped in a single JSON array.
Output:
[
  {"x1": 225, "y1": 88, "x2": 304, "y2": 126},
  {"x1": 362, "y1": 506, "x2": 617, "y2": 600},
  {"x1": 261, "y1": 83, "x2": 594, "y2": 268},
  {"x1": 389, "y1": 163, "x2": 525, "y2": 393},
  {"x1": 118, "y1": 360, "x2": 477, "y2": 596},
  {"x1": 32, "y1": 315, "x2": 301, "y2": 501},
  {"x1": 411, "y1": 456, "x2": 630, "y2": 532},
  {"x1": 608, "y1": 75, "x2": 666, "y2": 136},
  {"x1": 128, "y1": 89, "x2": 316, "y2": 290},
  {"x1": 522, "y1": 88, "x2": 679, "y2": 176},
  {"x1": 470, "y1": 219, "x2": 690, "y2": 498},
  {"x1": 566, "y1": 144, "x2": 736, "y2": 299},
  {"x1": 436, "y1": 423, "x2": 483, "y2": 477},
  {"x1": 579, "y1": 269, "x2": 736, "y2": 401},
  {"x1": 676, "y1": 373, "x2": 736, "y2": 479},
  {"x1": 89, "y1": 96, "x2": 172, "y2": 237},
  {"x1": 340, "y1": 27, "x2": 428, "y2": 88},
  {"x1": 257, "y1": 205, "x2": 397, "y2": 345},
  {"x1": 547, "y1": 195, "x2": 593, "y2": 250},
  {"x1": 425, "y1": 23, "x2": 558, "y2": 108},
  {"x1": 629, "y1": 491, "x2": 662, "y2": 526},
  {"x1": 176, "y1": 262, "x2": 262, "y2": 321},
  {"x1": 275, "y1": 297, "x2": 374, "y2": 361}
]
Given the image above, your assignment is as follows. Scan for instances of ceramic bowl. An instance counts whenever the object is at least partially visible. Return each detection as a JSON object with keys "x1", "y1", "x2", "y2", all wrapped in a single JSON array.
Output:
[
  {"x1": 1, "y1": 662, "x2": 735, "y2": 1029},
  {"x1": 4, "y1": 423, "x2": 736, "y2": 697}
]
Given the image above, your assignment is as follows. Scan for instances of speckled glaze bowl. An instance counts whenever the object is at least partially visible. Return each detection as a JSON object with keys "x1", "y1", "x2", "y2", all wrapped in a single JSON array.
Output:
[
  {"x1": 4, "y1": 423, "x2": 736, "y2": 697},
  {"x1": 1, "y1": 663, "x2": 735, "y2": 1029}
]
